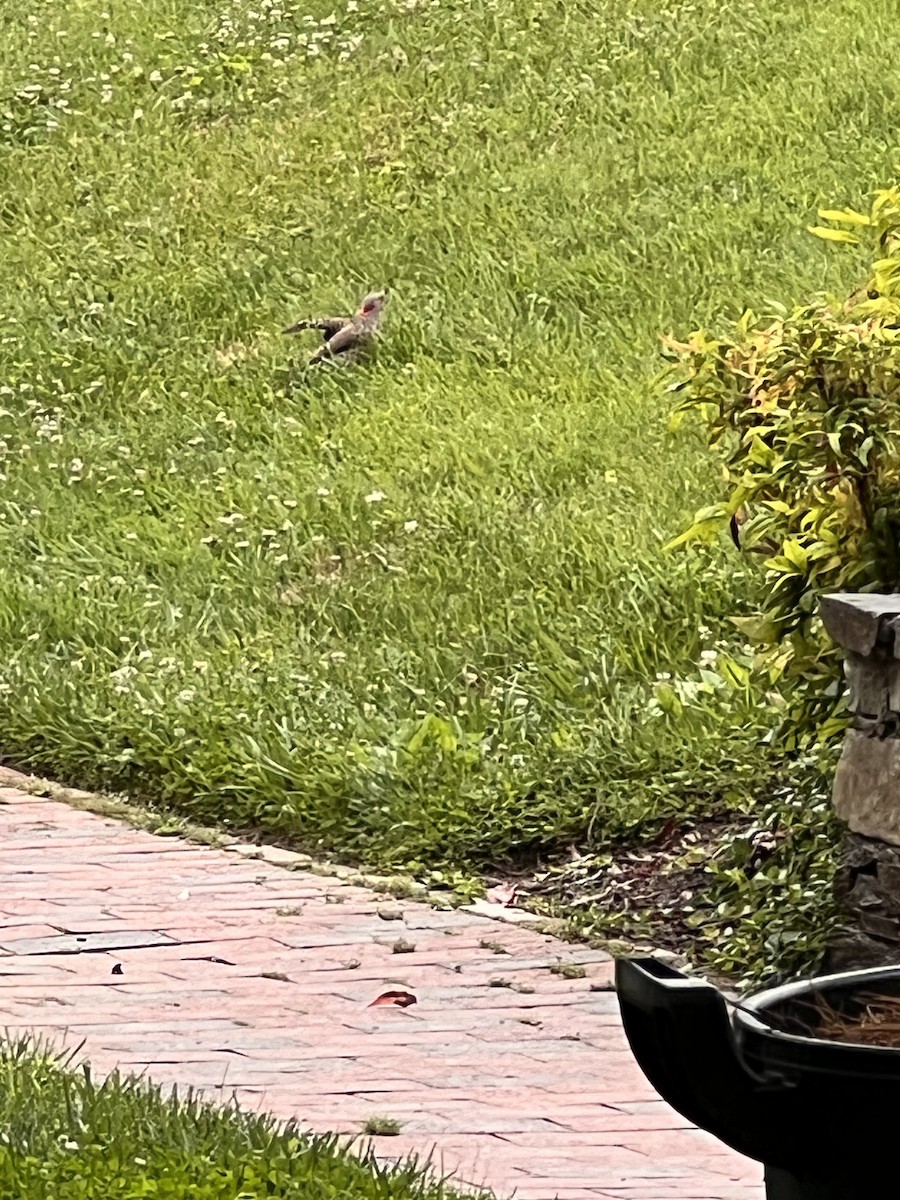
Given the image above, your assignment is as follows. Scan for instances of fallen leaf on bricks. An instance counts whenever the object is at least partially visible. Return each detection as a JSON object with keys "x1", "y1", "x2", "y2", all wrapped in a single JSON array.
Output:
[{"x1": 368, "y1": 990, "x2": 417, "y2": 1008}]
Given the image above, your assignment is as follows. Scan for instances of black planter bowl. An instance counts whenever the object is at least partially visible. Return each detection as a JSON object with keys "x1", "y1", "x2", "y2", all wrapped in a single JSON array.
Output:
[{"x1": 615, "y1": 957, "x2": 900, "y2": 1200}]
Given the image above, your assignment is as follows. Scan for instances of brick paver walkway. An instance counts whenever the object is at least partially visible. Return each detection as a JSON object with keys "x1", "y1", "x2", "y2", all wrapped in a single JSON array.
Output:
[{"x1": 0, "y1": 787, "x2": 763, "y2": 1200}]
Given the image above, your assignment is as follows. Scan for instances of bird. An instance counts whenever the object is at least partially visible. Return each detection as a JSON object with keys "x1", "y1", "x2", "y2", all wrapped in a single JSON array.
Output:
[{"x1": 282, "y1": 289, "x2": 389, "y2": 366}]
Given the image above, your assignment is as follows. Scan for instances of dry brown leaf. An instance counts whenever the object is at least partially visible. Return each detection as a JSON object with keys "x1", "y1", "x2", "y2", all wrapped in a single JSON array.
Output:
[{"x1": 368, "y1": 990, "x2": 417, "y2": 1009}]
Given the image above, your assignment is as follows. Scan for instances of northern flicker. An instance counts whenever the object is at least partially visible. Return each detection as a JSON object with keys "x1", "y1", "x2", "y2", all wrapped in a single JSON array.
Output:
[{"x1": 283, "y1": 289, "x2": 389, "y2": 365}]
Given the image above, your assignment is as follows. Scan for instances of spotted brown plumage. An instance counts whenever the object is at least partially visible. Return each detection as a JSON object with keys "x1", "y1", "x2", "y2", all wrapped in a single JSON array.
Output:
[{"x1": 283, "y1": 289, "x2": 388, "y2": 365}]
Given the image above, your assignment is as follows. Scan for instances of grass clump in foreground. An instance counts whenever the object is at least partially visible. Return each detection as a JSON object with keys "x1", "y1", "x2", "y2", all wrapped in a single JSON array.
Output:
[
  {"x1": 0, "y1": 1039, "x2": 468, "y2": 1200},
  {"x1": 2, "y1": 0, "x2": 900, "y2": 967}
]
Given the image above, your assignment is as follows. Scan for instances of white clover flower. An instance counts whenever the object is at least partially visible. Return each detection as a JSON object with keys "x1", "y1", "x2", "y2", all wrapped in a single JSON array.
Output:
[{"x1": 365, "y1": 489, "x2": 385, "y2": 504}]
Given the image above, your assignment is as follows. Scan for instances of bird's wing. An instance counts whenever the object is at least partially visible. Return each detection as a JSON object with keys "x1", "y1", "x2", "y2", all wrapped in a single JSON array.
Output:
[
  {"x1": 283, "y1": 316, "x2": 351, "y2": 337},
  {"x1": 311, "y1": 321, "x2": 363, "y2": 359}
]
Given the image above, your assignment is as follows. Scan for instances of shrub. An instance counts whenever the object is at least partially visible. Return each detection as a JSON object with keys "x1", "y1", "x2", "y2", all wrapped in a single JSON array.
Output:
[{"x1": 664, "y1": 182, "x2": 900, "y2": 747}]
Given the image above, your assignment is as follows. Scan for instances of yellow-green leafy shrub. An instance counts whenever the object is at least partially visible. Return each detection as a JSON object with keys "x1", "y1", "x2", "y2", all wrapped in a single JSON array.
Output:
[{"x1": 666, "y1": 184, "x2": 900, "y2": 744}]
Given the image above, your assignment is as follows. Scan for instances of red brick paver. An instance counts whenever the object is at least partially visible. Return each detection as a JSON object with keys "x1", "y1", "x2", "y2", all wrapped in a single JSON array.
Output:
[{"x1": 0, "y1": 788, "x2": 763, "y2": 1199}]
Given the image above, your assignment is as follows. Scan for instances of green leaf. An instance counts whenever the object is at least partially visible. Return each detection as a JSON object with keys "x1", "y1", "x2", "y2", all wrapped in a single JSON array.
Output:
[
  {"x1": 405, "y1": 714, "x2": 436, "y2": 755},
  {"x1": 807, "y1": 225, "x2": 859, "y2": 244},
  {"x1": 816, "y1": 207, "x2": 872, "y2": 226},
  {"x1": 747, "y1": 435, "x2": 775, "y2": 466},
  {"x1": 719, "y1": 655, "x2": 750, "y2": 687},
  {"x1": 663, "y1": 518, "x2": 721, "y2": 551},
  {"x1": 427, "y1": 716, "x2": 458, "y2": 753},
  {"x1": 781, "y1": 539, "x2": 809, "y2": 570},
  {"x1": 654, "y1": 682, "x2": 683, "y2": 716},
  {"x1": 729, "y1": 615, "x2": 781, "y2": 644}
]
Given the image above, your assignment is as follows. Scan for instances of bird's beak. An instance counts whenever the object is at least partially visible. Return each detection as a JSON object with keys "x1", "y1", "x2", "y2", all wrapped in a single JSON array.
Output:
[{"x1": 282, "y1": 322, "x2": 303, "y2": 335}]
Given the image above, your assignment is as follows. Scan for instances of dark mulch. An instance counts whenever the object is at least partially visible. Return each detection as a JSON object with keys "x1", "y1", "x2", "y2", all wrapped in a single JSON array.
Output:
[{"x1": 492, "y1": 812, "x2": 784, "y2": 954}]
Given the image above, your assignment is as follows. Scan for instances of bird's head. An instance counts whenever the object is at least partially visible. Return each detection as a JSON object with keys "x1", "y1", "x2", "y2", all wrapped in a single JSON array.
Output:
[{"x1": 357, "y1": 289, "x2": 388, "y2": 320}]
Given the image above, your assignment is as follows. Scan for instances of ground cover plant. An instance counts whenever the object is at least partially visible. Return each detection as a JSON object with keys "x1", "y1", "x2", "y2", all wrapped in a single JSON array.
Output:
[
  {"x1": 2, "y1": 0, "x2": 900, "y2": 974},
  {"x1": 0, "y1": 1039, "x2": 469, "y2": 1199}
]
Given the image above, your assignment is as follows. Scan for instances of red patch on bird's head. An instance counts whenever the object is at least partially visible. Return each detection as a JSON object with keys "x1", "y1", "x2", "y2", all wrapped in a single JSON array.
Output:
[{"x1": 358, "y1": 290, "x2": 386, "y2": 317}]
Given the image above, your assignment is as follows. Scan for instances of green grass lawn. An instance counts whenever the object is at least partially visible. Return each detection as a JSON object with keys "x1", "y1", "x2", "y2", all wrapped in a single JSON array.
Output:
[
  {"x1": 0, "y1": 1040, "x2": 470, "y2": 1199},
  {"x1": 0, "y1": 0, "x2": 896, "y2": 872}
]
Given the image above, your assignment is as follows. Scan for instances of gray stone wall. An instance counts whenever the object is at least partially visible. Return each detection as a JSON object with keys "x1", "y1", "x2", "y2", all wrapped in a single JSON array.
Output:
[{"x1": 821, "y1": 594, "x2": 900, "y2": 969}]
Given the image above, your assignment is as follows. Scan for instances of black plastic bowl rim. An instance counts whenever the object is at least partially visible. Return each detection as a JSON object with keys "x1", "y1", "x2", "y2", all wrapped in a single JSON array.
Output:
[{"x1": 733, "y1": 963, "x2": 900, "y2": 1081}]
